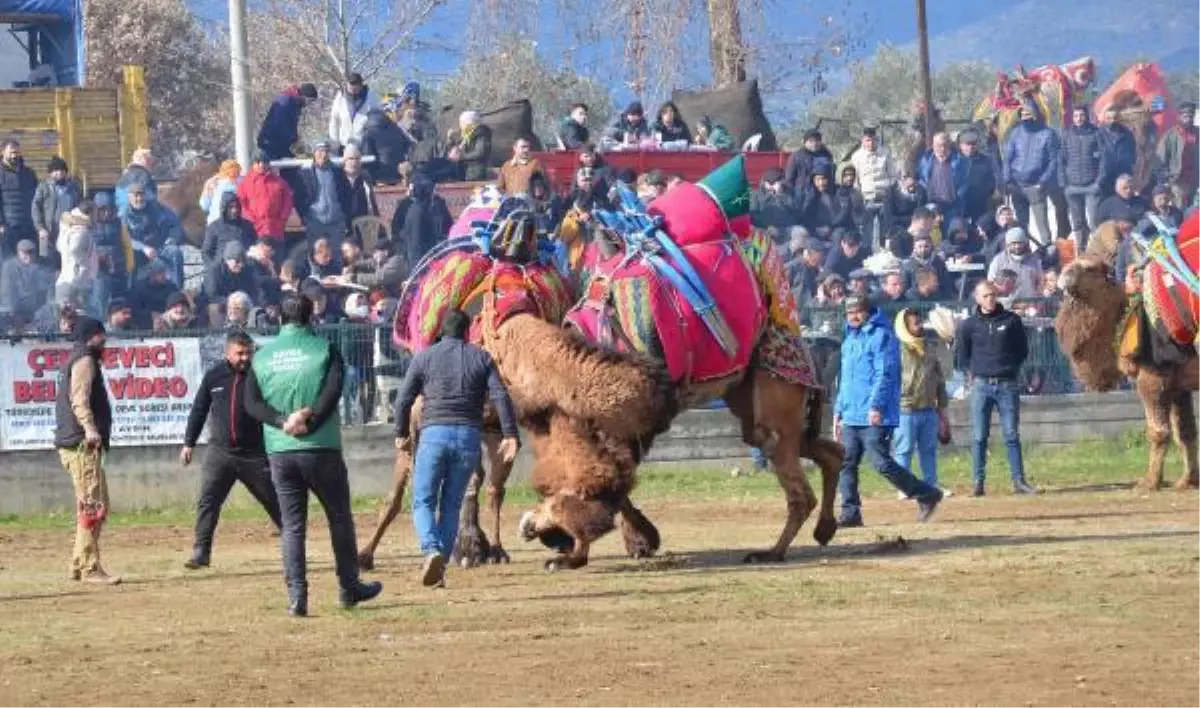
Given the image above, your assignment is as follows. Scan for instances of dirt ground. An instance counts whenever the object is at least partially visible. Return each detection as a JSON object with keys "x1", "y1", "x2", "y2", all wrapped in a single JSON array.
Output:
[{"x1": 0, "y1": 488, "x2": 1196, "y2": 706}]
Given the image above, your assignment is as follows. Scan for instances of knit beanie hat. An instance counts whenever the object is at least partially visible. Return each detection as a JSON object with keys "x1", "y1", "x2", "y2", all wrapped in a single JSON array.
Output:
[{"x1": 73, "y1": 316, "x2": 105, "y2": 343}]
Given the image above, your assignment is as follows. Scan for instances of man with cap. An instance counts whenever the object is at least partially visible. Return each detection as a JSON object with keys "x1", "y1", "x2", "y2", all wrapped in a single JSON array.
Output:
[
  {"x1": 0, "y1": 139, "x2": 38, "y2": 256},
  {"x1": 823, "y1": 228, "x2": 868, "y2": 280},
  {"x1": 132, "y1": 259, "x2": 176, "y2": 328},
  {"x1": 296, "y1": 141, "x2": 350, "y2": 249},
  {"x1": 957, "y1": 127, "x2": 997, "y2": 226},
  {"x1": 31, "y1": 155, "x2": 81, "y2": 267},
  {"x1": 986, "y1": 227, "x2": 1042, "y2": 300},
  {"x1": 54, "y1": 316, "x2": 121, "y2": 584},
  {"x1": 955, "y1": 280, "x2": 1035, "y2": 497},
  {"x1": 787, "y1": 229, "x2": 826, "y2": 302},
  {"x1": 784, "y1": 129, "x2": 834, "y2": 194},
  {"x1": 834, "y1": 293, "x2": 944, "y2": 527},
  {"x1": 257, "y1": 83, "x2": 319, "y2": 161},
  {"x1": 106, "y1": 298, "x2": 135, "y2": 334},
  {"x1": 1158, "y1": 101, "x2": 1197, "y2": 208},
  {"x1": 750, "y1": 168, "x2": 802, "y2": 232},
  {"x1": 1, "y1": 238, "x2": 53, "y2": 328},
  {"x1": 203, "y1": 241, "x2": 260, "y2": 326},
  {"x1": 244, "y1": 293, "x2": 382, "y2": 616},
  {"x1": 1003, "y1": 102, "x2": 1064, "y2": 242},
  {"x1": 606, "y1": 102, "x2": 652, "y2": 145},
  {"x1": 328, "y1": 73, "x2": 378, "y2": 154},
  {"x1": 181, "y1": 329, "x2": 283, "y2": 570},
  {"x1": 156, "y1": 291, "x2": 196, "y2": 332},
  {"x1": 847, "y1": 267, "x2": 874, "y2": 297}
]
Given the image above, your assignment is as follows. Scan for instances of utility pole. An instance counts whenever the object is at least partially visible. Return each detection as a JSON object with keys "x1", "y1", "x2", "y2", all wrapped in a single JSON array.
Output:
[
  {"x1": 915, "y1": 0, "x2": 935, "y2": 149},
  {"x1": 229, "y1": 0, "x2": 253, "y2": 169}
]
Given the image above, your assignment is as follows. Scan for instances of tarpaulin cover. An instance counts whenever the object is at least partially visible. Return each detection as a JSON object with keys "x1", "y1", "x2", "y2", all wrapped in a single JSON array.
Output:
[{"x1": 0, "y1": 0, "x2": 73, "y2": 18}]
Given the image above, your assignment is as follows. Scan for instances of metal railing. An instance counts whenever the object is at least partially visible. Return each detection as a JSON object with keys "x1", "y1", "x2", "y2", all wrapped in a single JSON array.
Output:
[{"x1": 10, "y1": 297, "x2": 1081, "y2": 427}]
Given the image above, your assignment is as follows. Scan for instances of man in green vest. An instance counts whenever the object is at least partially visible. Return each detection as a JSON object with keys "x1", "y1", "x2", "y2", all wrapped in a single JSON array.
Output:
[{"x1": 244, "y1": 293, "x2": 381, "y2": 617}]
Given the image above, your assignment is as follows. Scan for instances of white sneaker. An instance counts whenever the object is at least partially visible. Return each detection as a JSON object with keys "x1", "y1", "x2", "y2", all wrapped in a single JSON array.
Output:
[
  {"x1": 896, "y1": 490, "x2": 911, "y2": 500},
  {"x1": 940, "y1": 487, "x2": 954, "y2": 498}
]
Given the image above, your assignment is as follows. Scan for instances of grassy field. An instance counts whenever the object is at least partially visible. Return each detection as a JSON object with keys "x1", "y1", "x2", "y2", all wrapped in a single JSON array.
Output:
[{"x1": 0, "y1": 437, "x2": 1196, "y2": 706}]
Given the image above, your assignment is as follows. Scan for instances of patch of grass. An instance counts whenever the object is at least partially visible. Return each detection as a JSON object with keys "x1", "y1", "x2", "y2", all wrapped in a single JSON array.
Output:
[{"x1": 0, "y1": 437, "x2": 1175, "y2": 531}]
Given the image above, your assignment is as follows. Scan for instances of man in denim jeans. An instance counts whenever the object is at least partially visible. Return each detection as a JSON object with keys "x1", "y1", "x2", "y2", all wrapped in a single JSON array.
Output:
[
  {"x1": 834, "y1": 294, "x2": 943, "y2": 527},
  {"x1": 955, "y1": 281, "x2": 1037, "y2": 497},
  {"x1": 393, "y1": 309, "x2": 520, "y2": 588}
]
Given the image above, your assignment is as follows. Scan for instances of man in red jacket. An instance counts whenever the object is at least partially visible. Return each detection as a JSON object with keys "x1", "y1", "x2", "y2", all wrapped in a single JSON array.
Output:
[{"x1": 237, "y1": 151, "x2": 294, "y2": 262}]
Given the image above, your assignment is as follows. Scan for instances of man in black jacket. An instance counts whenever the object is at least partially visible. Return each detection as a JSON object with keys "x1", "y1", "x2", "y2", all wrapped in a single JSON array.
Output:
[
  {"x1": 54, "y1": 317, "x2": 121, "y2": 584},
  {"x1": 1061, "y1": 106, "x2": 1104, "y2": 250},
  {"x1": 955, "y1": 281, "x2": 1036, "y2": 497},
  {"x1": 393, "y1": 309, "x2": 520, "y2": 588},
  {"x1": 0, "y1": 140, "x2": 38, "y2": 256},
  {"x1": 180, "y1": 330, "x2": 283, "y2": 569},
  {"x1": 784, "y1": 130, "x2": 834, "y2": 195},
  {"x1": 958, "y1": 129, "x2": 997, "y2": 227}
]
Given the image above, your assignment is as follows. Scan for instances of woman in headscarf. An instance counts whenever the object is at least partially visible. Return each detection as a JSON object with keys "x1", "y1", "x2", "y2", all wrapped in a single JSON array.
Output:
[
  {"x1": 447, "y1": 110, "x2": 492, "y2": 181},
  {"x1": 893, "y1": 307, "x2": 949, "y2": 494}
]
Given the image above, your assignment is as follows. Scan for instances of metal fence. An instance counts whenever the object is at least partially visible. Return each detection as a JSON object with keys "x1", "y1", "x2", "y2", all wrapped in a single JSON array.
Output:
[{"x1": 18, "y1": 297, "x2": 1078, "y2": 427}]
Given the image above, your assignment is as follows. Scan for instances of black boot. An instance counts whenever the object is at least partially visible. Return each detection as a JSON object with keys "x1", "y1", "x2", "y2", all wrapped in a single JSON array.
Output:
[
  {"x1": 971, "y1": 480, "x2": 986, "y2": 497},
  {"x1": 288, "y1": 594, "x2": 308, "y2": 618},
  {"x1": 339, "y1": 580, "x2": 383, "y2": 609},
  {"x1": 1012, "y1": 479, "x2": 1038, "y2": 495},
  {"x1": 183, "y1": 549, "x2": 210, "y2": 570}
]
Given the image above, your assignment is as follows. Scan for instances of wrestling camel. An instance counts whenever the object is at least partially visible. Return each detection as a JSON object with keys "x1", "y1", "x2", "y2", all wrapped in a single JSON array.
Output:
[
  {"x1": 481, "y1": 159, "x2": 845, "y2": 570},
  {"x1": 1056, "y1": 255, "x2": 1198, "y2": 490}
]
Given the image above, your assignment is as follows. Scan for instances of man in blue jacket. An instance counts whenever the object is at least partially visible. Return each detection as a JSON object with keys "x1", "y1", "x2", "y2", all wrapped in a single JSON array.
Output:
[
  {"x1": 834, "y1": 293, "x2": 944, "y2": 527},
  {"x1": 917, "y1": 132, "x2": 968, "y2": 221},
  {"x1": 1004, "y1": 102, "x2": 1066, "y2": 243}
]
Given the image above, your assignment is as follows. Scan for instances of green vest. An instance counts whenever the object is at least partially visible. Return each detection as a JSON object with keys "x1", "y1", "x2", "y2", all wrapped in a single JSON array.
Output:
[{"x1": 252, "y1": 324, "x2": 341, "y2": 453}]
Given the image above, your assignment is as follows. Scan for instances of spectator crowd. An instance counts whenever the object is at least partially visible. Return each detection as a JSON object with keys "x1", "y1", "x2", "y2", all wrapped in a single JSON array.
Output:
[{"x1": 0, "y1": 73, "x2": 1195, "y2": 421}]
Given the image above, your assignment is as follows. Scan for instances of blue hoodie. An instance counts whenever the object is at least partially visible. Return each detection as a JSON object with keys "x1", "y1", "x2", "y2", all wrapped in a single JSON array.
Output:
[
  {"x1": 834, "y1": 308, "x2": 900, "y2": 427},
  {"x1": 1003, "y1": 107, "x2": 1060, "y2": 188},
  {"x1": 256, "y1": 91, "x2": 305, "y2": 160}
]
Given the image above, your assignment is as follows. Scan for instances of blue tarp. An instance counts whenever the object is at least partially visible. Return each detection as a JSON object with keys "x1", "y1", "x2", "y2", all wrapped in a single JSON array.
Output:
[{"x1": 0, "y1": 1, "x2": 73, "y2": 19}]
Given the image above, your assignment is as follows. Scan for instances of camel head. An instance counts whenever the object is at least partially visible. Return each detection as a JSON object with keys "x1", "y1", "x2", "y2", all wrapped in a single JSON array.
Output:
[{"x1": 1055, "y1": 256, "x2": 1129, "y2": 392}]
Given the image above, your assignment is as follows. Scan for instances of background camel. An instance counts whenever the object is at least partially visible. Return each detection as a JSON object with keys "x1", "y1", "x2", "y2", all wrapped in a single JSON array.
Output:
[{"x1": 1056, "y1": 256, "x2": 1198, "y2": 490}]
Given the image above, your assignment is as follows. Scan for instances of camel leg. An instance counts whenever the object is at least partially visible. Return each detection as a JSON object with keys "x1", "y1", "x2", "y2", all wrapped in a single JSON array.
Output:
[
  {"x1": 453, "y1": 463, "x2": 489, "y2": 568},
  {"x1": 358, "y1": 397, "x2": 423, "y2": 570},
  {"x1": 483, "y1": 430, "x2": 515, "y2": 563},
  {"x1": 1136, "y1": 373, "x2": 1171, "y2": 491},
  {"x1": 357, "y1": 443, "x2": 413, "y2": 571},
  {"x1": 729, "y1": 371, "x2": 825, "y2": 563},
  {"x1": 802, "y1": 437, "x2": 845, "y2": 547},
  {"x1": 1170, "y1": 392, "x2": 1199, "y2": 490},
  {"x1": 618, "y1": 496, "x2": 661, "y2": 559}
]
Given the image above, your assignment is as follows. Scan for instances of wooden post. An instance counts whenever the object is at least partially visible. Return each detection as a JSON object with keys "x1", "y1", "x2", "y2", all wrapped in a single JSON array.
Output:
[
  {"x1": 915, "y1": 0, "x2": 935, "y2": 149},
  {"x1": 118, "y1": 65, "x2": 149, "y2": 164}
]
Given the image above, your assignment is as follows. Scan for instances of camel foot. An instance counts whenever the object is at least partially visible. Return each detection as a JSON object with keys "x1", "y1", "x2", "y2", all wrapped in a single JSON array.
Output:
[
  {"x1": 454, "y1": 523, "x2": 491, "y2": 569},
  {"x1": 743, "y1": 550, "x2": 785, "y2": 564},
  {"x1": 1174, "y1": 477, "x2": 1199, "y2": 490},
  {"x1": 1136, "y1": 478, "x2": 1165, "y2": 492},
  {"x1": 813, "y1": 516, "x2": 838, "y2": 547},
  {"x1": 545, "y1": 554, "x2": 588, "y2": 572},
  {"x1": 487, "y1": 546, "x2": 511, "y2": 564},
  {"x1": 621, "y1": 529, "x2": 657, "y2": 559},
  {"x1": 518, "y1": 511, "x2": 537, "y2": 541},
  {"x1": 356, "y1": 552, "x2": 375, "y2": 572}
]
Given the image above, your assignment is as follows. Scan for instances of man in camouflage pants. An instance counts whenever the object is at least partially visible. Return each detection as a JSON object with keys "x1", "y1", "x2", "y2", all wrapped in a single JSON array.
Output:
[{"x1": 53, "y1": 316, "x2": 121, "y2": 584}]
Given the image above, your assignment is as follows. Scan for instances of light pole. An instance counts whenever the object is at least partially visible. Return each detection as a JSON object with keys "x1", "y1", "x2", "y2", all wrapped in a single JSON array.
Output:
[
  {"x1": 229, "y1": 0, "x2": 253, "y2": 169},
  {"x1": 915, "y1": 0, "x2": 935, "y2": 149}
]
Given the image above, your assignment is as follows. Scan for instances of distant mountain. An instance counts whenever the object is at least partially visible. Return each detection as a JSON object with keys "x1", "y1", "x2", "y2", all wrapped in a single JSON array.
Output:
[{"x1": 919, "y1": 0, "x2": 1199, "y2": 74}]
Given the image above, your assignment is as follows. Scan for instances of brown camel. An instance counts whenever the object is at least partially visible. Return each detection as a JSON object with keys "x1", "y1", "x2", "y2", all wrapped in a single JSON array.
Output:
[
  {"x1": 484, "y1": 309, "x2": 844, "y2": 571},
  {"x1": 356, "y1": 397, "x2": 515, "y2": 570},
  {"x1": 1056, "y1": 256, "x2": 1199, "y2": 490}
]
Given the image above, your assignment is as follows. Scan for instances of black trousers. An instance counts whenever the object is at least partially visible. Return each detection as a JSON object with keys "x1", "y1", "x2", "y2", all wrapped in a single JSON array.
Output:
[
  {"x1": 269, "y1": 449, "x2": 361, "y2": 598},
  {"x1": 194, "y1": 447, "x2": 282, "y2": 556}
]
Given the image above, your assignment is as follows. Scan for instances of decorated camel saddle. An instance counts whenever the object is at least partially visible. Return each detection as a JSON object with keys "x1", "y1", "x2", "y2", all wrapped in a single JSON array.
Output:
[
  {"x1": 1128, "y1": 210, "x2": 1200, "y2": 357},
  {"x1": 563, "y1": 155, "x2": 820, "y2": 392},
  {"x1": 393, "y1": 197, "x2": 575, "y2": 353},
  {"x1": 972, "y1": 56, "x2": 1094, "y2": 146}
]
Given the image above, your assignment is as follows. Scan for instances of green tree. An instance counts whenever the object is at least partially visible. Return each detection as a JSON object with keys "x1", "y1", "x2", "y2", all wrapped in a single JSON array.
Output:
[{"x1": 785, "y1": 44, "x2": 997, "y2": 156}]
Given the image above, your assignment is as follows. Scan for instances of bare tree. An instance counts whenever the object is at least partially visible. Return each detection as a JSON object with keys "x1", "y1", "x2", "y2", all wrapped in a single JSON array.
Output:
[
  {"x1": 83, "y1": 0, "x2": 231, "y2": 167},
  {"x1": 251, "y1": 0, "x2": 446, "y2": 85},
  {"x1": 707, "y1": 0, "x2": 747, "y2": 87},
  {"x1": 437, "y1": 37, "x2": 614, "y2": 144}
]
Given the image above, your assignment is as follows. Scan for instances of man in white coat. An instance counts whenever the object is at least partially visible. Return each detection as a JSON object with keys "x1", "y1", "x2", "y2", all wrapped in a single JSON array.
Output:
[{"x1": 328, "y1": 73, "x2": 379, "y2": 154}]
